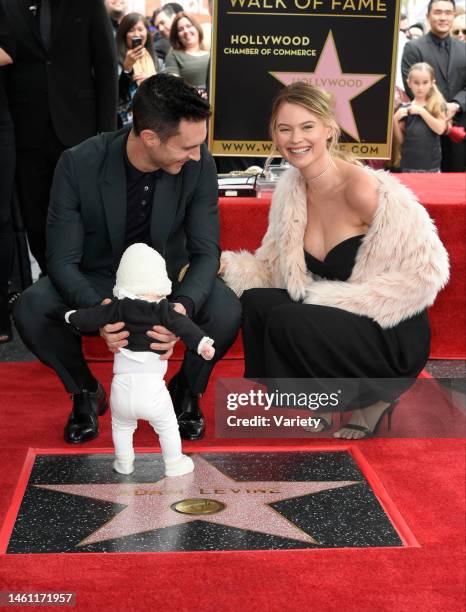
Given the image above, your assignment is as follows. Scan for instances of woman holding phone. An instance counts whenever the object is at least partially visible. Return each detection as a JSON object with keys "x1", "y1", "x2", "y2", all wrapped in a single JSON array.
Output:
[{"x1": 116, "y1": 13, "x2": 160, "y2": 126}]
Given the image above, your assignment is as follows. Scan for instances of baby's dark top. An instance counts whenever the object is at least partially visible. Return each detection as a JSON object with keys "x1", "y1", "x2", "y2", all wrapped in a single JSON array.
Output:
[{"x1": 68, "y1": 298, "x2": 206, "y2": 354}]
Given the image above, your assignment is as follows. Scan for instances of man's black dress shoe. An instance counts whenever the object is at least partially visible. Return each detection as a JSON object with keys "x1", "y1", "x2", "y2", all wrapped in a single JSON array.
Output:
[
  {"x1": 64, "y1": 383, "x2": 108, "y2": 444},
  {"x1": 168, "y1": 373, "x2": 205, "y2": 440}
]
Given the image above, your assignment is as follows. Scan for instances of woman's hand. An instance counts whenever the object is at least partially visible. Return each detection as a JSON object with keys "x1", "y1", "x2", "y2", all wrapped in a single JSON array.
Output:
[
  {"x1": 133, "y1": 72, "x2": 149, "y2": 87},
  {"x1": 218, "y1": 254, "x2": 226, "y2": 276},
  {"x1": 122, "y1": 45, "x2": 145, "y2": 72}
]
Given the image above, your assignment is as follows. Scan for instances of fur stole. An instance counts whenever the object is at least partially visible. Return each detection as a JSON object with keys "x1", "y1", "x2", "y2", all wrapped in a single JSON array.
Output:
[{"x1": 221, "y1": 167, "x2": 449, "y2": 329}]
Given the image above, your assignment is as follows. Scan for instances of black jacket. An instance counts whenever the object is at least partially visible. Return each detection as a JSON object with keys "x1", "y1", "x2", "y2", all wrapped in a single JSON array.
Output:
[
  {"x1": 3, "y1": 0, "x2": 117, "y2": 147},
  {"x1": 46, "y1": 128, "x2": 220, "y2": 314}
]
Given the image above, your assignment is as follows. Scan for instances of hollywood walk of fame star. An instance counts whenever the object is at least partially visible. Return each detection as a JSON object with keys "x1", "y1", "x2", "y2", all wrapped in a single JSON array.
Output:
[
  {"x1": 36, "y1": 455, "x2": 360, "y2": 547},
  {"x1": 270, "y1": 31, "x2": 386, "y2": 141}
]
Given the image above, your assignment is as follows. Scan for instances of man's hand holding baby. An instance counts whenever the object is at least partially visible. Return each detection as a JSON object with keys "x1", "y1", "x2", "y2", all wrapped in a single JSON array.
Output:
[
  {"x1": 147, "y1": 325, "x2": 177, "y2": 360},
  {"x1": 146, "y1": 302, "x2": 187, "y2": 359},
  {"x1": 99, "y1": 298, "x2": 129, "y2": 354}
]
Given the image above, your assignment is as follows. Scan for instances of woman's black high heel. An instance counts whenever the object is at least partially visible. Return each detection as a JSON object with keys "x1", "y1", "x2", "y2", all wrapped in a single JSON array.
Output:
[{"x1": 336, "y1": 399, "x2": 399, "y2": 439}]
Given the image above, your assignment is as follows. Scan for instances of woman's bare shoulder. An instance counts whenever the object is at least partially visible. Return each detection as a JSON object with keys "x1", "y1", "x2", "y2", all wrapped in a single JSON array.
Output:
[{"x1": 338, "y1": 161, "x2": 379, "y2": 223}]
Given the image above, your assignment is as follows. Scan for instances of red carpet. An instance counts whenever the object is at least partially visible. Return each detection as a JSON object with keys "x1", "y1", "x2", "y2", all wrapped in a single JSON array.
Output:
[{"x1": 0, "y1": 361, "x2": 464, "y2": 611}]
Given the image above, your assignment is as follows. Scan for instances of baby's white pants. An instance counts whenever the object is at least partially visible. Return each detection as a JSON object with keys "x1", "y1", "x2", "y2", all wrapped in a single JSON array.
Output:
[{"x1": 111, "y1": 352, "x2": 182, "y2": 464}]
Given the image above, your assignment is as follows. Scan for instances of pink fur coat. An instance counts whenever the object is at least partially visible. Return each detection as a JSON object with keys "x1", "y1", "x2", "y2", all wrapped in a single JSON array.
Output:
[{"x1": 221, "y1": 167, "x2": 449, "y2": 329}]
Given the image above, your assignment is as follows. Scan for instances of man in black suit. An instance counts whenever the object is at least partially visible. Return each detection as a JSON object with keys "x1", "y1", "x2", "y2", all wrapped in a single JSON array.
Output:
[
  {"x1": 14, "y1": 74, "x2": 241, "y2": 444},
  {"x1": 3, "y1": 0, "x2": 117, "y2": 273},
  {"x1": 401, "y1": 0, "x2": 466, "y2": 172}
]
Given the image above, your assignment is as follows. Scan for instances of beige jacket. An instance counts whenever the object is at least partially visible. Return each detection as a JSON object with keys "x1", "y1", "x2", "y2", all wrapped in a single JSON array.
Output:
[{"x1": 221, "y1": 167, "x2": 449, "y2": 329}]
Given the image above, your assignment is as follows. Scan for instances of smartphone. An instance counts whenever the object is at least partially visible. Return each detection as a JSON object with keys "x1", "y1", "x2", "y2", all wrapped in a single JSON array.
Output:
[{"x1": 132, "y1": 37, "x2": 143, "y2": 49}]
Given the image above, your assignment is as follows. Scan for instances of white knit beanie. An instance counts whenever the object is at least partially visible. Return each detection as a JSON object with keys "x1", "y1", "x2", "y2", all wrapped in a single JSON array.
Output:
[{"x1": 113, "y1": 243, "x2": 172, "y2": 298}]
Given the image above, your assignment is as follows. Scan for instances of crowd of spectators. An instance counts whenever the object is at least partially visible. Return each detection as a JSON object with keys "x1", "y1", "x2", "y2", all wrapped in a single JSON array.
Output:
[{"x1": 112, "y1": 3, "x2": 210, "y2": 116}]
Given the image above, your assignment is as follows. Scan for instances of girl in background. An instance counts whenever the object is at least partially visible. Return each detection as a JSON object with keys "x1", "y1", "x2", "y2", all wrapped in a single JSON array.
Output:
[
  {"x1": 451, "y1": 13, "x2": 466, "y2": 42},
  {"x1": 393, "y1": 62, "x2": 447, "y2": 172}
]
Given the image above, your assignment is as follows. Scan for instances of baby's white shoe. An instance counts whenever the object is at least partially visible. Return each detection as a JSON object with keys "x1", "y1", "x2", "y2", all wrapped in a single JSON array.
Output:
[
  {"x1": 113, "y1": 454, "x2": 135, "y2": 475},
  {"x1": 164, "y1": 454, "x2": 194, "y2": 477}
]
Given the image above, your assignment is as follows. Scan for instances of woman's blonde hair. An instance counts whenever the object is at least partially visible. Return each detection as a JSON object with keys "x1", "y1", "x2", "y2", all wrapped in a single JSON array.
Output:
[
  {"x1": 407, "y1": 62, "x2": 447, "y2": 118},
  {"x1": 268, "y1": 81, "x2": 359, "y2": 164}
]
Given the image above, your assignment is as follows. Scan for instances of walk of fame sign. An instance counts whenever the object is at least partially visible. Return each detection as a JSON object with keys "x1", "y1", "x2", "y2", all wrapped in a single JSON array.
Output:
[
  {"x1": 4, "y1": 451, "x2": 410, "y2": 553},
  {"x1": 209, "y1": 0, "x2": 401, "y2": 158}
]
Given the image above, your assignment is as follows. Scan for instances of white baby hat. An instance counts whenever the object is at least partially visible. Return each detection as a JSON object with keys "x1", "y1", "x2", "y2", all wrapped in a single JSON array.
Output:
[{"x1": 113, "y1": 243, "x2": 172, "y2": 298}]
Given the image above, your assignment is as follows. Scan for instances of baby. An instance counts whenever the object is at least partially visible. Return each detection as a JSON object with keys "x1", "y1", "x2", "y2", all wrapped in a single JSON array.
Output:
[{"x1": 59, "y1": 244, "x2": 214, "y2": 477}]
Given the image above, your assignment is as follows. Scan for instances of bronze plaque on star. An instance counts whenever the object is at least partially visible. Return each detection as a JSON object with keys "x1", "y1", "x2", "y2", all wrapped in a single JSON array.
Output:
[
  {"x1": 209, "y1": 0, "x2": 401, "y2": 158},
  {"x1": 1, "y1": 450, "x2": 416, "y2": 553}
]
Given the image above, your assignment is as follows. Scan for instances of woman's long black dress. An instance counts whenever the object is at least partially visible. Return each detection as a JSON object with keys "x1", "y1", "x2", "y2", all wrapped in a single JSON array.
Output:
[{"x1": 240, "y1": 235, "x2": 431, "y2": 408}]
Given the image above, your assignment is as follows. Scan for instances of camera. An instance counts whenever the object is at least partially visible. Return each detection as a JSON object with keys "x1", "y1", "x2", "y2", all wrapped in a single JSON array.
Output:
[{"x1": 132, "y1": 37, "x2": 143, "y2": 49}]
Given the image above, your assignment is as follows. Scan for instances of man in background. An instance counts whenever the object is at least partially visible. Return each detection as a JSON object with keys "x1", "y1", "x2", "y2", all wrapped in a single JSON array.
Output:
[
  {"x1": 402, "y1": 0, "x2": 466, "y2": 171},
  {"x1": 152, "y1": 2, "x2": 184, "y2": 62},
  {"x1": 2, "y1": 0, "x2": 118, "y2": 273},
  {"x1": 105, "y1": 0, "x2": 128, "y2": 37}
]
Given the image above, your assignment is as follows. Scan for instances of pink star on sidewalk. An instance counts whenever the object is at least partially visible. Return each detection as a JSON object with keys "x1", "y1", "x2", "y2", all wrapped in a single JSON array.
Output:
[
  {"x1": 36, "y1": 455, "x2": 359, "y2": 547},
  {"x1": 270, "y1": 31, "x2": 385, "y2": 141}
]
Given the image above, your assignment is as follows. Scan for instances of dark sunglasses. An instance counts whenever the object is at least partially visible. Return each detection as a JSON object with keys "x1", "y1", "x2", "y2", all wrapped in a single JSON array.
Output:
[{"x1": 452, "y1": 29, "x2": 466, "y2": 35}]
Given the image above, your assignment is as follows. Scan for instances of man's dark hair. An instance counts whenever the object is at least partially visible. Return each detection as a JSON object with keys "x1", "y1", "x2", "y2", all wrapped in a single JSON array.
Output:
[
  {"x1": 164, "y1": 3, "x2": 184, "y2": 14},
  {"x1": 151, "y1": 3, "x2": 183, "y2": 25},
  {"x1": 409, "y1": 22, "x2": 425, "y2": 32},
  {"x1": 132, "y1": 74, "x2": 211, "y2": 141},
  {"x1": 156, "y1": 2, "x2": 183, "y2": 19},
  {"x1": 427, "y1": 0, "x2": 455, "y2": 14}
]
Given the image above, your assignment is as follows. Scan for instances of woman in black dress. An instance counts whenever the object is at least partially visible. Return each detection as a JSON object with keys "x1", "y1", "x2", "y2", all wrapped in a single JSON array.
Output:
[{"x1": 220, "y1": 82, "x2": 449, "y2": 439}]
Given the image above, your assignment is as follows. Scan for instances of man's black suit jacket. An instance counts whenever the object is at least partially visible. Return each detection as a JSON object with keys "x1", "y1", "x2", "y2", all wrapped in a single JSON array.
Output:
[
  {"x1": 3, "y1": 0, "x2": 117, "y2": 148},
  {"x1": 401, "y1": 32, "x2": 466, "y2": 125},
  {"x1": 46, "y1": 128, "x2": 220, "y2": 316}
]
